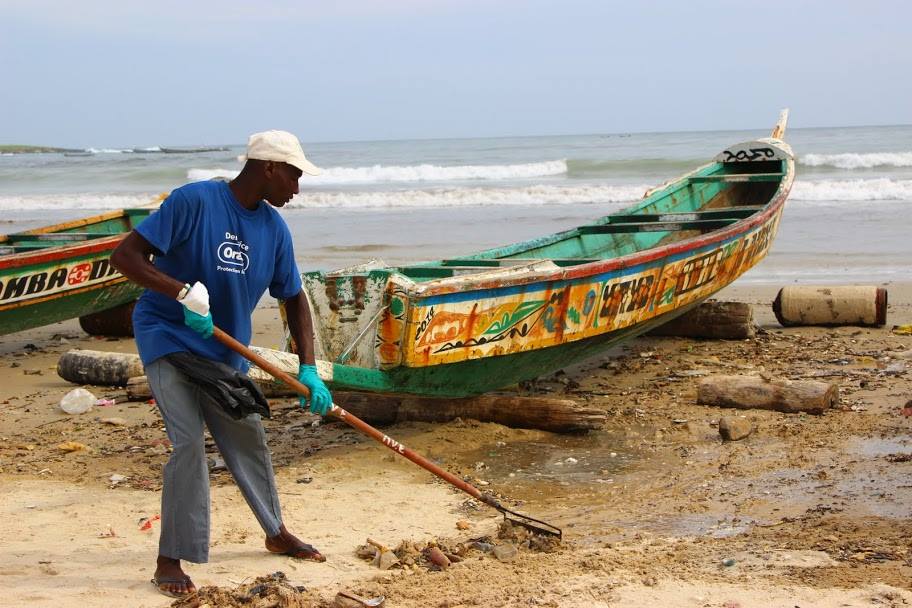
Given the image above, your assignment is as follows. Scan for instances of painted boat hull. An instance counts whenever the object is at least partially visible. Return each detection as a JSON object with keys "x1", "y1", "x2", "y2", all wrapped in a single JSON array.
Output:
[
  {"x1": 294, "y1": 118, "x2": 795, "y2": 397},
  {"x1": 0, "y1": 209, "x2": 152, "y2": 336}
]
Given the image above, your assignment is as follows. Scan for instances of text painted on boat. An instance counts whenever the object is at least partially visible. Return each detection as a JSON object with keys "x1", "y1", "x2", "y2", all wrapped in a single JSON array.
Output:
[
  {"x1": 398, "y1": 210, "x2": 781, "y2": 367},
  {"x1": 0, "y1": 258, "x2": 122, "y2": 305}
]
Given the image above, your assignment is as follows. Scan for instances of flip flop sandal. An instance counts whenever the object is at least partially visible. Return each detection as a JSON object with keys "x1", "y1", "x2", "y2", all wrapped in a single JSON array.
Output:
[{"x1": 151, "y1": 575, "x2": 195, "y2": 598}]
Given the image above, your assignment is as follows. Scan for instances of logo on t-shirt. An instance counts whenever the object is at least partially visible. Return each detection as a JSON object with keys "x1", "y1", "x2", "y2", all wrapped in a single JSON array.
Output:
[{"x1": 217, "y1": 231, "x2": 250, "y2": 274}]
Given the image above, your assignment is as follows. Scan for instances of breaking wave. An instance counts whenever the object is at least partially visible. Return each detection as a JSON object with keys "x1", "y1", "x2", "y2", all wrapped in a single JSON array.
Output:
[
  {"x1": 4, "y1": 178, "x2": 909, "y2": 212},
  {"x1": 286, "y1": 184, "x2": 646, "y2": 209},
  {"x1": 791, "y1": 178, "x2": 912, "y2": 201},
  {"x1": 189, "y1": 160, "x2": 568, "y2": 185},
  {"x1": 0, "y1": 193, "x2": 162, "y2": 211},
  {"x1": 0, "y1": 184, "x2": 644, "y2": 211},
  {"x1": 800, "y1": 152, "x2": 912, "y2": 169}
]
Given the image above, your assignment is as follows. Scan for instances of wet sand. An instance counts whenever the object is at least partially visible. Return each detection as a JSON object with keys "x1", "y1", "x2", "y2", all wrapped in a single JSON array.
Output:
[{"x1": 1, "y1": 281, "x2": 912, "y2": 607}]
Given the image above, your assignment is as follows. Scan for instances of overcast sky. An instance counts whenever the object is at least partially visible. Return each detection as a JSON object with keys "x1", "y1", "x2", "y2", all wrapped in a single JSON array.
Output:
[{"x1": 2, "y1": 0, "x2": 910, "y2": 147}]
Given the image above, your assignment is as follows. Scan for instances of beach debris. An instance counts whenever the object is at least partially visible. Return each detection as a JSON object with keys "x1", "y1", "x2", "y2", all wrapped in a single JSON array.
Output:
[
  {"x1": 59, "y1": 387, "x2": 96, "y2": 414},
  {"x1": 208, "y1": 456, "x2": 227, "y2": 473},
  {"x1": 697, "y1": 375, "x2": 838, "y2": 414},
  {"x1": 98, "y1": 524, "x2": 117, "y2": 538},
  {"x1": 648, "y1": 300, "x2": 755, "y2": 340},
  {"x1": 456, "y1": 520, "x2": 471, "y2": 530},
  {"x1": 881, "y1": 362, "x2": 906, "y2": 376},
  {"x1": 95, "y1": 398, "x2": 116, "y2": 407},
  {"x1": 892, "y1": 324, "x2": 912, "y2": 336},
  {"x1": 320, "y1": 389, "x2": 606, "y2": 433},
  {"x1": 493, "y1": 544, "x2": 519, "y2": 562},
  {"x1": 721, "y1": 557, "x2": 737, "y2": 567},
  {"x1": 425, "y1": 546, "x2": 451, "y2": 569},
  {"x1": 885, "y1": 453, "x2": 912, "y2": 463},
  {"x1": 673, "y1": 369, "x2": 711, "y2": 377},
  {"x1": 366, "y1": 538, "x2": 399, "y2": 570},
  {"x1": 56, "y1": 441, "x2": 89, "y2": 452},
  {"x1": 109, "y1": 473, "x2": 128, "y2": 486},
  {"x1": 773, "y1": 286, "x2": 887, "y2": 327},
  {"x1": 334, "y1": 591, "x2": 386, "y2": 608},
  {"x1": 56, "y1": 349, "x2": 144, "y2": 386},
  {"x1": 373, "y1": 550, "x2": 399, "y2": 570},
  {"x1": 139, "y1": 514, "x2": 160, "y2": 532},
  {"x1": 718, "y1": 416, "x2": 753, "y2": 442},
  {"x1": 497, "y1": 519, "x2": 561, "y2": 553},
  {"x1": 355, "y1": 544, "x2": 377, "y2": 560},
  {"x1": 170, "y1": 571, "x2": 315, "y2": 608}
]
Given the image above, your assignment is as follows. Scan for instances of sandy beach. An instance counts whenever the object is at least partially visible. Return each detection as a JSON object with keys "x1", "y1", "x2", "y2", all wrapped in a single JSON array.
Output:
[
  {"x1": 1, "y1": 279, "x2": 911, "y2": 607},
  {"x1": 4, "y1": 0, "x2": 911, "y2": 604}
]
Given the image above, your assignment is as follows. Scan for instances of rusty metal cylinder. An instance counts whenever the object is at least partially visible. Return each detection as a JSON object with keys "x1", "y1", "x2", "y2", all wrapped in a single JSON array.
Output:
[{"x1": 772, "y1": 286, "x2": 887, "y2": 327}]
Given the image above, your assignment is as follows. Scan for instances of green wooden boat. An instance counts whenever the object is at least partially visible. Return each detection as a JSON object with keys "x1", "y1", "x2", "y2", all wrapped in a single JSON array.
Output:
[
  {"x1": 296, "y1": 112, "x2": 795, "y2": 397},
  {"x1": 0, "y1": 208, "x2": 153, "y2": 336}
]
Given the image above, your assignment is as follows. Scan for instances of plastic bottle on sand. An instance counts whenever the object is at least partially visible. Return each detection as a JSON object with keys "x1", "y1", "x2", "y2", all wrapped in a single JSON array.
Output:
[{"x1": 59, "y1": 388, "x2": 96, "y2": 414}]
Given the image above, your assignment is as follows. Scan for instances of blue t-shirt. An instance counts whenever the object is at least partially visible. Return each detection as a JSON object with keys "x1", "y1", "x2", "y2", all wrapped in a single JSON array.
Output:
[{"x1": 132, "y1": 180, "x2": 302, "y2": 371}]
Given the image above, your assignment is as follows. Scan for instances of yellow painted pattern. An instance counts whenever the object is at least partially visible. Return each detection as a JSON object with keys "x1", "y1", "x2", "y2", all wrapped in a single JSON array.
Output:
[{"x1": 400, "y1": 209, "x2": 782, "y2": 368}]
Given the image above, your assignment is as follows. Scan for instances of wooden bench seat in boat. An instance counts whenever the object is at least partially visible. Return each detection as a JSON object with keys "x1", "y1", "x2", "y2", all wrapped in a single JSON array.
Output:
[{"x1": 689, "y1": 172, "x2": 783, "y2": 183}]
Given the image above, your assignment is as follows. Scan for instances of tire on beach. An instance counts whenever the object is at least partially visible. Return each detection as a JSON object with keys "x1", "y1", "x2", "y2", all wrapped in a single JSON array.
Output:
[{"x1": 79, "y1": 300, "x2": 137, "y2": 337}]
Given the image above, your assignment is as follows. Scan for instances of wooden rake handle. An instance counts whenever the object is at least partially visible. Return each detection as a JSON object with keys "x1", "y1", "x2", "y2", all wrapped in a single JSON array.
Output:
[{"x1": 212, "y1": 327, "x2": 487, "y2": 502}]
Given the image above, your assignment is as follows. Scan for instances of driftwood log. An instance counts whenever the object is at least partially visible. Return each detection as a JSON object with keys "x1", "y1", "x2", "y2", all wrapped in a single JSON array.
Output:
[
  {"x1": 62, "y1": 347, "x2": 606, "y2": 432},
  {"x1": 125, "y1": 373, "x2": 297, "y2": 400},
  {"x1": 125, "y1": 377, "x2": 604, "y2": 433},
  {"x1": 325, "y1": 391, "x2": 606, "y2": 433},
  {"x1": 697, "y1": 374, "x2": 838, "y2": 414},
  {"x1": 57, "y1": 349, "x2": 145, "y2": 386},
  {"x1": 648, "y1": 301, "x2": 754, "y2": 340}
]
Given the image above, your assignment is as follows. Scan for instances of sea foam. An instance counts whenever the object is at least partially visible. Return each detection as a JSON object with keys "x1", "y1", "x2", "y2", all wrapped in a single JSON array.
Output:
[
  {"x1": 286, "y1": 184, "x2": 646, "y2": 209},
  {"x1": 0, "y1": 184, "x2": 644, "y2": 211},
  {"x1": 4, "y1": 179, "x2": 909, "y2": 212},
  {"x1": 188, "y1": 160, "x2": 568, "y2": 185},
  {"x1": 800, "y1": 152, "x2": 912, "y2": 169},
  {"x1": 0, "y1": 193, "x2": 161, "y2": 211},
  {"x1": 791, "y1": 178, "x2": 912, "y2": 202}
]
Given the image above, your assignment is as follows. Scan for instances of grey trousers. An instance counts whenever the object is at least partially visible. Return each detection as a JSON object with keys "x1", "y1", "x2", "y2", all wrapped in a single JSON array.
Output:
[{"x1": 147, "y1": 358, "x2": 283, "y2": 563}]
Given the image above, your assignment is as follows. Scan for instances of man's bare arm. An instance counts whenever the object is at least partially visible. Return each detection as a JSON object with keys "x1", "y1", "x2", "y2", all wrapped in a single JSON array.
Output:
[{"x1": 111, "y1": 231, "x2": 185, "y2": 299}]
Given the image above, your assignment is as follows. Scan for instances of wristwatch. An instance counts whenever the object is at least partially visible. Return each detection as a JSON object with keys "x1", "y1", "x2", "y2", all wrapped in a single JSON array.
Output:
[{"x1": 176, "y1": 283, "x2": 191, "y2": 301}]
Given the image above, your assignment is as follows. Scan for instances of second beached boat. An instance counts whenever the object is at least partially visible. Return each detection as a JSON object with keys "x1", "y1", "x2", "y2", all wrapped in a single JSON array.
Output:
[
  {"x1": 288, "y1": 111, "x2": 795, "y2": 397},
  {"x1": 0, "y1": 208, "x2": 153, "y2": 336}
]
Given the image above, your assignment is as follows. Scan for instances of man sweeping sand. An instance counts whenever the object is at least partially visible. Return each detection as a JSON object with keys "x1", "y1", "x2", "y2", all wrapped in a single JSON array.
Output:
[{"x1": 112, "y1": 130, "x2": 333, "y2": 597}]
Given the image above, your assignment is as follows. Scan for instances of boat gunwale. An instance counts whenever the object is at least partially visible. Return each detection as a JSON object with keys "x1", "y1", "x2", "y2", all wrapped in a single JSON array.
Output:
[
  {"x1": 0, "y1": 232, "x2": 128, "y2": 271},
  {"x1": 0, "y1": 208, "x2": 151, "y2": 271},
  {"x1": 414, "y1": 149, "x2": 795, "y2": 298},
  {"x1": 3, "y1": 208, "x2": 132, "y2": 238}
]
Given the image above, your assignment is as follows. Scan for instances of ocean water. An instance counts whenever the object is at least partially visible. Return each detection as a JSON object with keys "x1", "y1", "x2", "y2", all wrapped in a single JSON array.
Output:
[{"x1": 2, "y1": 125, "x2": 910, "y2": 282}]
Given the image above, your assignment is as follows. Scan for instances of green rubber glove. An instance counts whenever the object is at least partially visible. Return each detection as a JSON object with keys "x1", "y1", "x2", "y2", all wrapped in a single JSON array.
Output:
[
  {"x1": 182, "y1": 307, "x2": 214, "y2": 338},
  {"x1": 297, "y1": 364, "x2": 332, "y2": 415}
]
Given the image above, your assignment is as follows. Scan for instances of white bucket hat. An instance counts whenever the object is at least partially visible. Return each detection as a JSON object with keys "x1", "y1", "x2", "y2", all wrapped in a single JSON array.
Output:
[{"x1": 243, "y1": 130, "x2": 320, "y2": 176}]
